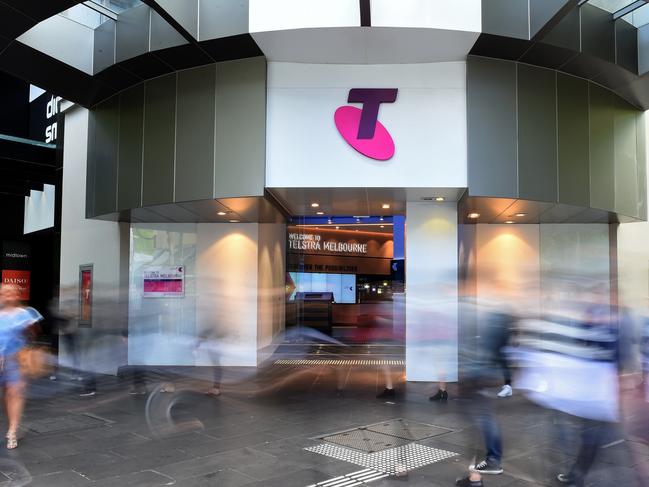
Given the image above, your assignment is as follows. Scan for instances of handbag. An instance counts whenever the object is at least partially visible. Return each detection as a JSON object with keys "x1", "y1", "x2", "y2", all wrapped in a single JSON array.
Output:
[{"x1": 16, "y1": 346, "x2": 52, "y2": 379}]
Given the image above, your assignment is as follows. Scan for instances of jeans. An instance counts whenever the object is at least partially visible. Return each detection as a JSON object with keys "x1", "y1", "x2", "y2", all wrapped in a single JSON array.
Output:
[{"x1": 459, "y1": 377, "x2": 503, "y2": 465}]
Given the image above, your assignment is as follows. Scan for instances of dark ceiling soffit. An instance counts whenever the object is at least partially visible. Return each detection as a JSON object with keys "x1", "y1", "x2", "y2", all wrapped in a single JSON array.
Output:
[
  {"x1": 531, "y1": 0, "x2": 581, "y2": 42},
  {"x1": 360, "y1": 0, "x2": 371, "y2": 27}
]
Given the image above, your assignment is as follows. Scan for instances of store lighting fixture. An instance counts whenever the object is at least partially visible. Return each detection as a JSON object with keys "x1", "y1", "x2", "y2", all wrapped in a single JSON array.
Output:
[
  {"x1": 382, "y1": 203, "x2": 390, "y2": 209},
  {"x1": 505, "y1": 220, "x2": 514, "y2": 224},
  {"x1": 311, "y1": 202, "x2": 319, "y2": 208},
  {"x1": 383, "y1": 282, "x2": 388, "y2": 286},
  {"x1": 380, "y1": 225, "x2": 385, "y2": 228},
  {"x1": 328, "y1": 219, "x2": 332, "y2": 224},
  {"x1": 435, "y1": 197, "x2": 445, "y2": 202},
  {"x1": 468, "y1": 212, "x2": 480, "y2": 219},
  {"x1": 217, "y1": 211, "x2": 226, "y2": 216},
  {"x1": 364, "y1": 284, "x2": 370, "y2": 289},
  {"x1": 515, "y1": 213, "x2": 526, "y2": 217},
  {"x1": 229, "y1": 219, "x2": 239, "y2": 223},
  {"x1": 380, "y1": 217, "x2": 384, "y2": 221},
  {"x1": 335, "y1": 226, "x2": 339, "y2": 229},
  {"x1": 316, "y1": 211, "x2": 324, "y2": 215}
]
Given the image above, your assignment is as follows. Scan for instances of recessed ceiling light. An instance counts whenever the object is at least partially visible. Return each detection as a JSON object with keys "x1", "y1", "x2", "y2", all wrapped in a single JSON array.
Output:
[
  {"x1": 311, "y1": 202, "x2": 319, "y2": 208},
  {"x1": 217, "y1": 211, "x2": 226, "y2": 216},
  {"x1": 380, "y1": 225, "x2": 385, "y2": 228},
  {"x1": 515, "y1": 213, "x2": 526, "y2": 217},
  {"x1": 505, "y1": 220, "x2": 514, "y2": 224},
  {"x1": 315, "y1": 227, "x2": 319, "y2": 229},
  {"x1": 316, "y1": 211, "x2": 324, "y2": 215},
  {"x1": 468, "y1": 212, "x2": 480, "y2": 219},
  {"x1": 379, "y1": 217, "x2": 384, "y2": 221},
  {"x1": 435, "y1": 197, "x2": 445, "y2": 202},
  {"x1": 335, "y1": 226, "x2": 339, "y2": 229},
  {"x1": 229, "y1": 219, "x2": 239, "y2": 223},
  {"x1": 355, "y1": 229, "x2": 359, "y2": 232},
  {"x1": 356, "y1": 218, "x2": 360, "y2": 222},
  {"x1": 382, "y1": 204, "x2": 390, "y2": 209}
]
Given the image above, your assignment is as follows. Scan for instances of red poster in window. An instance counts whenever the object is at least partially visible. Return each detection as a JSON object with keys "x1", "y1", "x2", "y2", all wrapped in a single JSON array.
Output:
[
  {"x1": 79, "y1": 266, "x2": 93, "y2": 326},
  {"x1": 1, "y1": 270, "x2": 31, "y2": 301}
]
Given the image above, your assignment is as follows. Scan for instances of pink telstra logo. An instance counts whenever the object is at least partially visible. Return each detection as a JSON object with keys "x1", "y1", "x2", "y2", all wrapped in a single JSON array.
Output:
[{"x1": 334, "y1": 88, "x2": 398, "y2": 161}]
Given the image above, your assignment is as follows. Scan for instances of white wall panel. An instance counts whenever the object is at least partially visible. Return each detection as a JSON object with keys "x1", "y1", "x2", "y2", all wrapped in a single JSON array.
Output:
[
  {"x1": 59, "y1": 107, "x2": 127, "y2": 374},
  {"x1": 266, "y1": 62, "x2": 467, "y2": 189}
]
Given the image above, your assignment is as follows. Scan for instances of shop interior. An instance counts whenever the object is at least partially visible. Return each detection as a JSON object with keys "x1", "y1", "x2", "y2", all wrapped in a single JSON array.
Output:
[{"x1": 285, "y1": 216, "x2": 405, "y2": 344}]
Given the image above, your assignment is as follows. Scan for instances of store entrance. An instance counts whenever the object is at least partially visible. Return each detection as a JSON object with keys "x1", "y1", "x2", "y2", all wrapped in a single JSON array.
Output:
[{"x1": 284, "y1": 216, "x2": 405, "y2": 346}]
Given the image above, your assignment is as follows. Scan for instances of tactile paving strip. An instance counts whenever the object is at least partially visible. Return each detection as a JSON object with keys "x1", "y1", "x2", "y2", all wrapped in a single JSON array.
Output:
[
  {"x1": 366, "y1": 418, "x2": 451, "y2": 441},
  {"x1": 305, "y1": 442, "x2": 459, "y2": 476},
  {"x1": 322, "y1": 428, "x2": 410, "y2": 453},
  {"x1": 306, "y1": 468, "x2": 388, "y2": 487}
]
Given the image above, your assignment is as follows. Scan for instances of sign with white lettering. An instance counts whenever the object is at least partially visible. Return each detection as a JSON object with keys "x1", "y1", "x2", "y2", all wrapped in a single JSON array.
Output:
[
  {"x1": 288, "y1": 232, "x2": 368, "y2": 254},
  {"x1": 143, "y1": 266, "x2": 185, "y2": 298}
]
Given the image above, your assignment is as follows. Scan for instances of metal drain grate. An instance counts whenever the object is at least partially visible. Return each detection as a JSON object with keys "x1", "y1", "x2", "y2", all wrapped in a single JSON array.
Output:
[
  {"x1": 25, "y1": 414, "x2": 111, "y2": 434},
  {"x1": 306, "y1": 442, "x2": 459, "y2": 476},
  {"x1": 274, "y1": 359, "x2": 405, "y2": 366},
  {"x1": 366, "y1": 418, "x2": 451, "y2": 441},
  {"x1": 322, "y1": 428, "x2": 410, "y2": 453},
  {"x1": 306, "y1": 468, "x2": 388, "y2": 487}
]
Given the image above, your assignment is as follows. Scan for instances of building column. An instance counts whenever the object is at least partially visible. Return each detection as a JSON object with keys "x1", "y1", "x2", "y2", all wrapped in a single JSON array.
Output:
[{"x1": 405, "y1": 202, "x2": 459, "y2": 382}]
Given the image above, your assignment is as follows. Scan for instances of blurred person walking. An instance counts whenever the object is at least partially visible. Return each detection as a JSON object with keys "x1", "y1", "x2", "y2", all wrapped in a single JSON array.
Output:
[
  {"x1": 0, "y1": 285, "x2": 42, "y2": 449},
  {"x1": 455, "y1": 299, "x2": 515, "y2": 486},
  {"x1": 516, "y1": 284, "x2": 621, "y2": 487}
]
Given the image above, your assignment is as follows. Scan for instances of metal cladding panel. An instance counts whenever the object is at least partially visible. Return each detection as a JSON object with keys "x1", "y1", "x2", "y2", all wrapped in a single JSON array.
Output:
[
  {"x1": 89, "y1": 96, "x2": 119, "y2": 217},
  {"x1": 589, "y1": 84, "x2": 616, "y2": 211},
  {"x1": 142, "y1": 73, "x2": 176, "y2": 206},
  {"x1": 93, "y1": 20, "x2": 116, "y2": 75},
  {"x1": 199, "y1": 0, "x2": 249, "y2": 40},
  {"x1": 517, "y1": 64, "x2": 558, "y2": 202},
  {"x1": 481, "y1": 0, "x2": 529, "y2": 39},
  {"x1": 115, "y1": 3, "x2": 150, "y2": 64},
  {"x1": 214, "y1": 57, "x2": 266, "y2": 198},
  {"x1": 156, "y1": 0, "x2": 199, "y2": 38},
  {"x1": 150, "y1": 10, "x2": 187, "y2": 52},
  {"x1": 530, "y1": 0, "x2": 571, "y2": 38},
  {"x1": 637, "y1": 113, "x2": 647, "y2": 220},
  {"x1": 580, "y1": 4, "x2": 615, "y2": 64},
  {"x1": 615, "y1": 19, "x2": 638, "y2": 74},
  {"x1": 640, "y1": 24, "x2": 649, "y2": 75},
  {"x1": 175, "y1": 65, "x2": 216, "y2": 202},
  {"x1": 539, "y1": 4, "x2": 580, "y2": 51},
  {"x1": 117, "y1": 84, "x2": 144, "y2": 211},
  {"x1": 557, "y1": 73, "x2": 590, "y2": 208},
  {"x1": 614, "y1": 97, "x2": 639, "y2": 217},
  {"x1": 467, "y1": 56, "x2": 518, "y2": 198}
]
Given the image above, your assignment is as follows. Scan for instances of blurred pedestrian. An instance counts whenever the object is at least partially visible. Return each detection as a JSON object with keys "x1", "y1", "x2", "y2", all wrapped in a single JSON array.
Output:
[
  {"x1": 455, "y1": 300, "x2": 514, "y2": 486},
  {"x1": 0, "y1": 284, "x2": 42, "y2": 449}
]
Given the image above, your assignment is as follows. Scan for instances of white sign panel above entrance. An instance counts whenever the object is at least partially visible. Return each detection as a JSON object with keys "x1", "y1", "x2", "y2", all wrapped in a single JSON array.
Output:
[{"x1": 265, "y1": 62, "x2": 468, "y2": 189}]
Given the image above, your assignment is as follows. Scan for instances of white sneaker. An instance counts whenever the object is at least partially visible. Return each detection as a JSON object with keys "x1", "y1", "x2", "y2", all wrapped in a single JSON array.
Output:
[{"x1": 497, "y1": 385, "x2": 512, "y2": 398}]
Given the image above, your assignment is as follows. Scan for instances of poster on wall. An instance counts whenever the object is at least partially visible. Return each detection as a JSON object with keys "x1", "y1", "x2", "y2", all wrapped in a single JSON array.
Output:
[
  {"x1": 79, "y1": 264, "x2": 93, "y2": 327},
  {"x1": 143, "y1": 266, "x2": 185, "y2": 298},
  {"x1": 1, "y1": 270, "x2": 30, "y2": 301}
]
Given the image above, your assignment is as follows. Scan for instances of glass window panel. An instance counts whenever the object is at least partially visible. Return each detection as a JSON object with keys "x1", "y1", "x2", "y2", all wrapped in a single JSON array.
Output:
[
  {"x1": 622, "y1": 2, "x2": 649, "y2": 26},
  {"x1": 588, "y1": 0, "x2": 640, "y2": 13}
]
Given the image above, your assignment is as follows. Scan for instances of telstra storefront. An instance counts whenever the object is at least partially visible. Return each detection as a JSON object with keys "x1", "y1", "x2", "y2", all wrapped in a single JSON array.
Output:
[{"x1": 7, "y1": 1, "x2": 646, "y2": 381}]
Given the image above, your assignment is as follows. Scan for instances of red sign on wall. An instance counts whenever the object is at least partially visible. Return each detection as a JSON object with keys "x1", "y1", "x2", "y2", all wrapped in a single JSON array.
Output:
[{"x1": 1, "y1": 270, "x2": 31, "y2": 301}]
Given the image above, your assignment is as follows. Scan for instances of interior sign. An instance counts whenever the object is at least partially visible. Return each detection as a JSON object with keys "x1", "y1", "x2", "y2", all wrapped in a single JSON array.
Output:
[
  {"x1": 45, "y1": 95, "x2": 62, "y2": 143},
  {"x1": 334, "y1": 88, "x2": 398, "y2": 161},
  {"x1": 288, "y1": 233, "x2": 368, "y2": 254}
]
